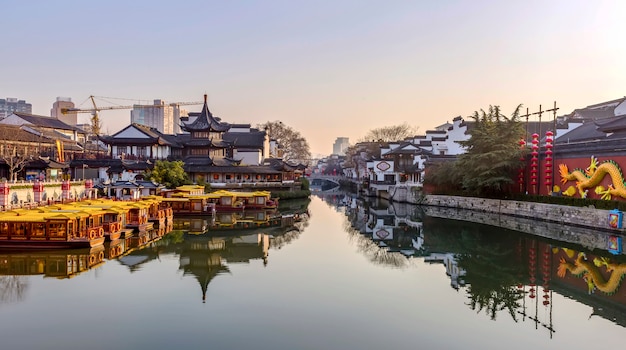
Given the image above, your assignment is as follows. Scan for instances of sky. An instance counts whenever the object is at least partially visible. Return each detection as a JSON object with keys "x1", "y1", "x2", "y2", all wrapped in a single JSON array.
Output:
[{"x1": 3, "y1": 0, "x2": 626, "y2": 156}]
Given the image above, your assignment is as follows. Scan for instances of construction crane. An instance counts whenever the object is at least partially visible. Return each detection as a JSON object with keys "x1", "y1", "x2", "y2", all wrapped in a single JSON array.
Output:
[
  {"x1": 61, "y1": 95, "x2": 203, "y2": 136},
  {"x1": 61, "y1": 95, "x2": 203, "y2": 115}
]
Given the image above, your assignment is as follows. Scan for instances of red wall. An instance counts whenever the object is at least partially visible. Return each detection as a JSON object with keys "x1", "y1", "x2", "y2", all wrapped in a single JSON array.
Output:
[{"x1": 521, "y1": 155, "x2": 626, "y2": 200}]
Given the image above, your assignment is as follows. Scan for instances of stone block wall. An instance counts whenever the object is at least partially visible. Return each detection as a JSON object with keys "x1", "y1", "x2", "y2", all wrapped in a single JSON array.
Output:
[
  {"x1": 423, "y1": 195, "x2": 623, "y2": 233},
  {"x1": 422, "y1": 206, "x2": 617, "y2": 251}
]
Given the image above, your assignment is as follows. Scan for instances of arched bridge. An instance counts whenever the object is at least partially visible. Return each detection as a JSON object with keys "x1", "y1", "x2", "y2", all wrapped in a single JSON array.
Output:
[{"x1": 308, "y1": 174, "x2": 342, "y2": 191}]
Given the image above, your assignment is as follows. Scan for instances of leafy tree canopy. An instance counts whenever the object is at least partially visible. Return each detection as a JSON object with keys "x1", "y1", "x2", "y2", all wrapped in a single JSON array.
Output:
[
  {"x1": 144, "y1": 160, "x2": 190, "y2": 189},
  {"x1": 455, "y1": 105, "x2": 525, "y2": 196}
]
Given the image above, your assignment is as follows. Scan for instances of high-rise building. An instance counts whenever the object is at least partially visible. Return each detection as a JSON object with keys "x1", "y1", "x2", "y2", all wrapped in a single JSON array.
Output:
[
  {"x1": 131, "y1": 99, "x2": 188, "y2": 134},
  {"x1": 0, "y1": 98, "x2": 32, "y2": 118},
  {"x1": 50, "y1": 97, "x2": 78, "y2": 126},
  {"x1": 333, "y1": 137, "x2": 350, "y2": 156}
]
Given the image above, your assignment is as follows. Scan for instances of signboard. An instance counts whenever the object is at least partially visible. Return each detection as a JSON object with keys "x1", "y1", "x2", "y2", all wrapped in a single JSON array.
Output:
[
  {"x1": 608, "y1": 209, "x2": 623, "y2": 229},
  {"x1": 373, "y1": 228, "x2": 393, "y2": 240},
  {"x1": 608, "y1": 236, "x2": 623, "y2": 255},
  {"x1": 376, "y1": 161, "x2": 391, "y2": 171}
]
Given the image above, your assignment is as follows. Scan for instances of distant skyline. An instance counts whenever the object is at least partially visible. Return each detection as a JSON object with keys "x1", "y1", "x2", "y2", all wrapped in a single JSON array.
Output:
[{"x1": 4, "y1": 0, "x2": 626, "y2": 156}]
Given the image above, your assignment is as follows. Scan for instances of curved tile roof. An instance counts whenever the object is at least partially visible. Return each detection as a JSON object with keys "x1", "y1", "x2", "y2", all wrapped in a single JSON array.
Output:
[{"x1": 182, "y1": 95, "x2": 230, "y2": 132}]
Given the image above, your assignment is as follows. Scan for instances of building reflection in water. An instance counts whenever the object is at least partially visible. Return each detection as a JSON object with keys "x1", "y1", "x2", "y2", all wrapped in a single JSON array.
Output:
[
  {"x1": 0, "y1": 201, "x2": 311, "y2": 305},
  {"x1": 120, "y1": 202, "x2": 311, "y2": 302},
  {"x1": 172, "y1": 205, "x2": 310, "y2": 302},
  {"x1": 335, "y1": 193, "x2": 626, "y2": 336}
]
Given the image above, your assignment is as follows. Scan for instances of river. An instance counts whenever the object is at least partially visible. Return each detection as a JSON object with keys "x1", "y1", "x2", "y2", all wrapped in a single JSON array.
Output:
[{"x1": 0, "y1": 194, "x2": 624, "y2": 349}]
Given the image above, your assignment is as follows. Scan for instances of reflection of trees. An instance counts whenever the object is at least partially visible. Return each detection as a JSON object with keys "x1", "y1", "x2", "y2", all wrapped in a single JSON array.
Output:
[
  {"x1": 343, "y1": 217, "x2": 411, "y2": 268},
  {"x1": 0, "y1": 276, "x2": 28, "y2": 305},
  {"x1": 270, "y1": 228, "x2": 302, "y2": 250},
  {"x1": 454, "y1": 229, "x2": 525, "y2": 321}
]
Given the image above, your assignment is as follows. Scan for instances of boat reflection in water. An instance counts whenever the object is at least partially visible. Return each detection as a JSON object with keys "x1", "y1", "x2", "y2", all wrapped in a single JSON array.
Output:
[
  {"x1": 0, "y1": 219, "x2": 175, "y2": 281},
  {"x1": 0, "y1": 246, "x2": 106, "y2": 280},
  {"x1": 117, "y1": 201, "x2": 310, "y2": 301},
  {"x1": 332, "y1": 192, "x2": 626, "y2": 335}
]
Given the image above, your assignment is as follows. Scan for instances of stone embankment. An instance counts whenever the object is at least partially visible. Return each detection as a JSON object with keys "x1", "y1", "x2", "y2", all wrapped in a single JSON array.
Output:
[
  {"x1": 422, "y1": 205, "x2": 617, "y2": 250},
  {"x1": 388, "y1": 184, "x2": 624, "y2": 234},
  {"x1": 422, "y1": 195, "x2": 621, "y2": 232}
]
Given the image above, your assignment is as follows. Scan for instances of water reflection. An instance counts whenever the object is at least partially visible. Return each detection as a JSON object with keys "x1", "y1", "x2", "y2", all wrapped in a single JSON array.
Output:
[
  {"x1": 0, "y1": 200, "x2": 311, "y2": 308},
  {"x1": 331, "y1": 193, "x2": 626, "y2": 333}
]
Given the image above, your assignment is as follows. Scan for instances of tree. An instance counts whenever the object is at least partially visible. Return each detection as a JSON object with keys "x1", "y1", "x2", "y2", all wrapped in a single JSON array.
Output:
[
  {"x1": 144, "y1": 160, "x2": 190, "y2": 189},
  {"x1": 423, "y1": 160, "x2": 463, "y2": 193},
  {"x1": 91, "y1": 112, "x2": 102, "y2": 137},
  {"x1": 358, "y1": 122, "x2": 417, "y2": 143},
  {"x1": 257, "y1": 121, "x2": 311, "y2": 164},
  {"x1": 455, "y1": 105, "x2": 525, "y2": 196},
  {"x1": 0, "y1": 125, "x2": 42, "y2": 181}
]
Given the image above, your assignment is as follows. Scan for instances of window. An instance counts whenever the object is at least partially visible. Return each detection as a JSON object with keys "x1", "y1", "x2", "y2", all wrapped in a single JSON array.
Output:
[{"x1": 191, "y1": 148, "x2": 208, "y2": 155}]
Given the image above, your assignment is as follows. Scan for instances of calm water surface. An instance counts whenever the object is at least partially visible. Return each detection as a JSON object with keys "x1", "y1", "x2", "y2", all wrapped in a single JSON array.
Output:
[{"x1": 0, "y1": 195, "x2": 624, "y2": 349}]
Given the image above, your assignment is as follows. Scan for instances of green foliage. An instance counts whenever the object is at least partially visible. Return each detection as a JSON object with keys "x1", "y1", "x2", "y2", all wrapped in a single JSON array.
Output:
[
  {"x1": 299, "y1": 177, "x2": 310, "y2": 191},
  {"x1": 423, "y1": 161, "x2": 463, "y2": 192},
  {"x1": 196, "y1": 175, "x2": 211, "y2": 193},
  {"x1": 144, "y1": 160, "x2": 190, "y2": 189},
  {"x1": 455, "y1": 105, "x2": 525, "y2": 196},
  {"x1": 270, "y1": 189, "x2": 311, "y2": 199}
]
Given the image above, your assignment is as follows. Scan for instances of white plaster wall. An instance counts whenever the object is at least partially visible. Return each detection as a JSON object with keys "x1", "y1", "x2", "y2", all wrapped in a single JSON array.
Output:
[
  {"x1": 614, "y1": 100, "x2": 626, "y2": 117},
  {"x1": 234, "y1": 150, "x2": 261, "y2": 165},
  {"x1": 116, "y1": 127, "x2": 149, "y2": 138},
  {"x1": 444, "y1": 119, "x2": 469, "y2": 155},
  {"x1": 5, "y1": 183, "x2": 87, "y2": 205}
]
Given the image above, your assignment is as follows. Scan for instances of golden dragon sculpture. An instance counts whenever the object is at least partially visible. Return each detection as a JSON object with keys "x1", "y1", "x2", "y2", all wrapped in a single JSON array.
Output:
[
  {"x1": 557, "y1": 252, "x2": 626, "y2": 295},
  {"x1": 559, "y1": 156, "x2": 626, "y2": 199}
]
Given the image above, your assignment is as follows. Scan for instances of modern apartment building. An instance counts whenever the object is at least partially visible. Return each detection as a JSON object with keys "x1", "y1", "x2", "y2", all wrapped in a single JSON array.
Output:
[
  {"x1": 0, "y1": 98, "x2": 32, "y2": 118},
  {"x1": 50, "y1": 97, "x2": 78, "y2": 126},
  {"x1": 332, "y1": 137, "x2": 350, "y2": 156},
  {"x1": 131, "y1": 99, "x2": 188, "y2": 134}
]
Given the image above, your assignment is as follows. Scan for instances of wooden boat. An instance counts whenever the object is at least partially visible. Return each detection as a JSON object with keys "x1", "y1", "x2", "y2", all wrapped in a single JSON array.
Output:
[
  {"x1": 0, "y1": 209, "x2": 105, "y2": 249},
  {"x1": 205, "y1": 190, "x2": 245, "y2": 212},
  {"x1": 50, "y1": 199, "x2": 128, "y2": 242},
  {"x1": 119, "y1": 202, "x2": 152, "y2": 232},
  {"x1": 232, "y1": 191, "x2": 279, "y2": 209},
  {"x1": 159, "y1": 196, "x2": 216, "y2": 216}
]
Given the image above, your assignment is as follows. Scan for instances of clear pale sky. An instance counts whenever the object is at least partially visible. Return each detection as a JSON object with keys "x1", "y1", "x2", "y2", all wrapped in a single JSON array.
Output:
[{"x1": 3, "y1": 0, "x2": 626, "y2": 156}]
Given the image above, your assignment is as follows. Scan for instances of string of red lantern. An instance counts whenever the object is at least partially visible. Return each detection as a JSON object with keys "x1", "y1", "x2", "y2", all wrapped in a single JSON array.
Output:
[
  {"x1": 542, "y1": 245, "x2": 550, "y2": 306},
  {"x1": 529, "y1": 241, "x2": 537, "y2": 299},
  {"x1": 518, "y1": 138, "x2": 526, "y2": 192},
  {"x1": 530, "y1": 133, "x2": 539, "y2": 194},
  {"x1": 545, "y1": 131, "x2": 554, "y2": 194}
]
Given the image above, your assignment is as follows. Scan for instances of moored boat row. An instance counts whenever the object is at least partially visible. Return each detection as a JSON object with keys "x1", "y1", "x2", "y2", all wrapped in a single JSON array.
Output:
[{"x1": 0, "y1": 186, "x2": 279, "y2": 250}]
